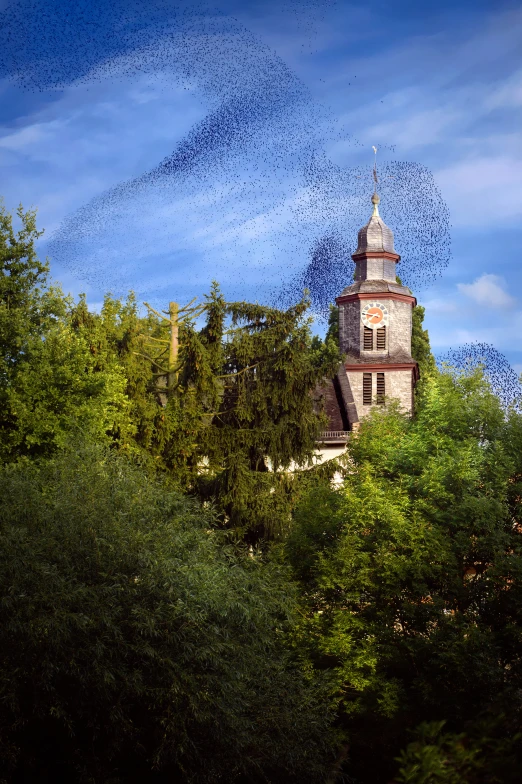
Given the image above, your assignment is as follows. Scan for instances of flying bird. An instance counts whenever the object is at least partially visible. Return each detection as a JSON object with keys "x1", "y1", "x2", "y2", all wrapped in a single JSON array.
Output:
[{"x1": 0, "y1": 0, "x2": 451, "y2": 313}]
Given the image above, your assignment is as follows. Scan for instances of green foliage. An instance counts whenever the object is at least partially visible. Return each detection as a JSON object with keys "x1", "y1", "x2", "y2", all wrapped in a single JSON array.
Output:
[
  {"x1": 411, "y1": 304, "x2": 437, "y2": 382},
  {"x1": 8, "y1": 197, "x2": 522, "y2": 782},
  {"x1": 311, "y1": 304, "x2": 341, "y2": 363},
  {"x1": 0, "y1": 205, "x2": 136, "y2": 460},
  {"x1": 0, "y1": 201, "x2": 55, "y2": 372},
  {"x1": 396, "y1": 718, "x2": 521, "y2": 784},
  {"x1": 395, "y1": 275, "x2": 436, "y2": 386},
  {"x1": 286, "y1": 369, "x2": 522, "y2": 782},
  {"x1": 0, "y1": 445, "x2": 336, "y2": 783},
  {"x1": 1, "y1": 203, "x2": 336, "y2": 542},
  {"x1": 396, "y1": 721, "x2": 481, "y2": 783},
  {"x1": 4, "y1": 304, "x2": 134, "y2": 457},
  {"x1": 325, "y1": 304, "x2": 339, "y2": 347},
  {"x1": 66, "y1": 292, "x2": 170, "y2": 456},
  {"x1": 163, "y1": 283, "x2": 340, "y2": 540}
]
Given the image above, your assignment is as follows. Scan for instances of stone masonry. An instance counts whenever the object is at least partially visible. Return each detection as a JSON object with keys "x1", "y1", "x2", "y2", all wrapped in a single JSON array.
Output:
[{"x1": 335, "y1": 191, "x2": 419, "y2": 421}]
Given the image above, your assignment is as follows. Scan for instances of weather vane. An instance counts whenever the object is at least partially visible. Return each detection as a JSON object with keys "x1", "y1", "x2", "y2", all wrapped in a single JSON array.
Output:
[{"x1": 371, "y1": 145, "x2": 380, "y2": 216}]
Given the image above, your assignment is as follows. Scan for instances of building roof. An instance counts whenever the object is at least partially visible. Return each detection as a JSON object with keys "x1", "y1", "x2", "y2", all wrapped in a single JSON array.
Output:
[
  {"x1": 315, "y1": 365, "x2": 358, "y2": 434},
  {"x1": 343, "y1": 350, "x2": 416, "y2": 366},
  {"x1": 353, "y1": 193, "x2": 395, "y2": 256},
  {"x1": 338, "y1": 280, "x2": 414, "y2": 298}
]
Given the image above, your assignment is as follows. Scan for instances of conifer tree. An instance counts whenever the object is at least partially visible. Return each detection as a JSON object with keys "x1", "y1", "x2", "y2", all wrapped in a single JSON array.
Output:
[
  {"x1": 395, "y1": 275, "x2": 437, "y2": 382},
  {"x1": 163, "y1": 283, "x2": 340, "y2": 540}
]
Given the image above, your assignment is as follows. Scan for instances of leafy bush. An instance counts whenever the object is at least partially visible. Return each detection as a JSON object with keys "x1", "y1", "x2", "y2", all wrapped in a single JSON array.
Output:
[
  {"x1": 396, "y1": 719, "x2": 521, "y2": 784},
  {"x1": 286, "y1": 370, "x2": 522, "y2": 782},
  {"x1": 0, "y1": 446, "x2": 335, "y2": 783}
]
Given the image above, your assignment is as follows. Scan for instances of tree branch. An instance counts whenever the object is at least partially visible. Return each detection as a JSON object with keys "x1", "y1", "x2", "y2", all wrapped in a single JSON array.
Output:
[{"x1": 132, "y1": 351, "x2": 168, "y2": 372}]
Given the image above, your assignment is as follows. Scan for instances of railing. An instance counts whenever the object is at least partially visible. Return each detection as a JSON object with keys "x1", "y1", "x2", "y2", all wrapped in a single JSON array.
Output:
[{"x1": 318, "y1": 430, "x2": 350, "y2": 442}]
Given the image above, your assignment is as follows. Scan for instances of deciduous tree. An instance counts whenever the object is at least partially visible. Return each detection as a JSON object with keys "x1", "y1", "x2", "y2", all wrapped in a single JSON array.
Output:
[
  {"x1": 286, "y1": 369, "x2": 522, "y2": 782},
  {"x1": 0, "y1": 444, "x2": 336, "y2": 783}
]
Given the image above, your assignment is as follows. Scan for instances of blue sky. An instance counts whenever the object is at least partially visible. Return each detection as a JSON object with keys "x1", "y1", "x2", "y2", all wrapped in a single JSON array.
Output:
[{"x1": 0, "y1": 0, "x2": 521, "y2": 376}]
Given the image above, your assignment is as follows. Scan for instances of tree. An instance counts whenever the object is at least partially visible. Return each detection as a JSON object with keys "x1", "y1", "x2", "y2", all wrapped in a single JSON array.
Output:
[
  {"x1": 1, "y1": 199, "x2": 338, "y2": 539},
  {"x1": 161, "y1": 283, "x2": 340, "y2": 541},
  {"x1": 411, "y1": 304, "x2": 437, "y2": 382},
  {"x1": 395, "y1": 719, "x2": 521, "y2": 784},
  {"x1": 65, "y1": 291, "x2": 169, "y2": 457},
  {"x1": 324, "y1": 304, "x2": 340, "y2": 348},
  {"x1": 1, "y1": 202, "x2": 63, "y2": 456},
  {"x1": 0, "y1": 444, "x2": 336, "y2": 783},
  {"x1": 395, "y1": 275, "x2": 436, "y2": 385},
  {"x1": 0, "y1": 203, "x2": 134, "y2": 460},
  {"x1": 0, "y1": 202, "x2": 55, "y2": 375},
  {"x1": 285, "y1": 369, "x2": 522, "y2": 782}
]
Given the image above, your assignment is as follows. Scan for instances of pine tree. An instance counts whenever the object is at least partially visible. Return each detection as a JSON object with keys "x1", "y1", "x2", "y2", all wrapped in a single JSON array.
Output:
[{"x1": 163, "y1": 283, "x2": 340, "y2": 540}]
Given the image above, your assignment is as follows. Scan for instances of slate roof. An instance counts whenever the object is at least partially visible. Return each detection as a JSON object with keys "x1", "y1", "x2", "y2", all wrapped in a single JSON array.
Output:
[
  {"x1": 342, "y1": 351, "x2": 416, "y2": 366},
  {"x1": 315, "y1": 365, "x2": 358, "y2": 432},
  {"x1": 353, "y1": 212, "x2": 395, "y2": 256},
  {"x1": 338, "y1": 280, "x2": 414, "y2": 298}
]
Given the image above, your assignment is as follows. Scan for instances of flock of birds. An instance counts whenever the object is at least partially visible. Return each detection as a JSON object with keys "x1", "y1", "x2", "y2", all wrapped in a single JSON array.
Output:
[
  {"x1": 0, "y1": 0, "x2": 449, "y2": 301},
  {"x1": 0, "y1": 0, "x2": 520, "y2": 406},
  {"x1": 438, "y1": 344, "x2": 522, "y2": 412}
]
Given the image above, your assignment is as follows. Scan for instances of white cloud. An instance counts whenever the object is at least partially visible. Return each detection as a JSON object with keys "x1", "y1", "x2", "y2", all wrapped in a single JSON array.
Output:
[
  {"x1": 457, "y1": 274, "x2": 516, "y2": 308},
  {"x1": 362, "y1": 106, "x2": 463, "y2": 150},
  {"x1": 321, "y1": 5, "x2": 522, "y2": 230},
  {"x1": 485, "y1": 70, "x2": 522, "y2": 110},
  {"x1": 434, "y1": 156, "x2": 522, "y2": 226},
  {"x1": 428, "y1": 309, "x2": 522, "y2": 352},
  {"x1": 0, "y1": 122, "x2": 56, "y2": 150},
  {"x1": 421, "y1": 298, "x2": 457, "y2": 313}
]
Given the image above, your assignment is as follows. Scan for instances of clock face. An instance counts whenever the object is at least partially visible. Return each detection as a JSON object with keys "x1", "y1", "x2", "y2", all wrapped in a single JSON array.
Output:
[{"x1": 361, "y1": 301, "x2": 389, "y2": 329}]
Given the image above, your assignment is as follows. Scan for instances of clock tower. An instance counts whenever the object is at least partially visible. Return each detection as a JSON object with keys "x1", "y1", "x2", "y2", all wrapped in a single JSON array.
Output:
[{"x1": 335, "y1": 190, "x2": 419, "y2": 423}]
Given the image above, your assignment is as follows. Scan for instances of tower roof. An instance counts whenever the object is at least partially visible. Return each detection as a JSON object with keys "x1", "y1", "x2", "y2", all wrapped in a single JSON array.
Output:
[{"x1": 353, "y1": 192, "x2": 395, "y2": 256}]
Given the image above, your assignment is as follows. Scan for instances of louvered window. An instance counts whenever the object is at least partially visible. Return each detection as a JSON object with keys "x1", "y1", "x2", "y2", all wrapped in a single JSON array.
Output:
[
  {"x1": 376, "y1": 326, "x2": 386, "y2": 350},
  {"x1": 363, "y1": 326, "x2": 373, "y2": 350},
  {"x1": 363, "y1": 373, "x2": 372, "y2": 405},
  {"x1": 376, "y1": 373, "x2": 385, "y2": 404}
]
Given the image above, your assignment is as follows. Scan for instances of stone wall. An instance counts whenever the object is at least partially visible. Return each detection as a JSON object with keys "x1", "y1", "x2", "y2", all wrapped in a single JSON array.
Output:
[
  {"x1": 346, "y1": 369, "x2": 414, "y2": 417},
  {"x1": 339, "y1": 300, "x2": 361, "y2": 354},
  {"x1": 387, "y1": 299, "x2": 413, "y2": 356},
  {"x1": 339, "y1": 297, "x2": 413, "y2": 358},
  {"x1": 355, "y1": 258, "x2": 396, "y2": 282}
]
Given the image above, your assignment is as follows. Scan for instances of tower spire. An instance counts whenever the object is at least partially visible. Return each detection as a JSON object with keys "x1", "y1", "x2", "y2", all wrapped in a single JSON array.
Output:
[{"x1": 371, "y1": 145, "x2": 380, "y2": 216}]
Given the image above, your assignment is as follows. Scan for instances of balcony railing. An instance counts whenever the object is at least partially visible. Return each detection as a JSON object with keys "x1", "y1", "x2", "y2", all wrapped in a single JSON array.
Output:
[{"x1": 317, "y1": 430, "x2": 350, "y2": 443}]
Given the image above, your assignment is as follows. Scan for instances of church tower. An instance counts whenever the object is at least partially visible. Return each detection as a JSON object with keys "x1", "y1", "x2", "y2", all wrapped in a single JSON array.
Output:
[
  {"x1": 316, "y1": 175, "x2": 420, "y2": 455},
  {"x1": 335, "y1": 190, "x2": 419, "y2": 422}
]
